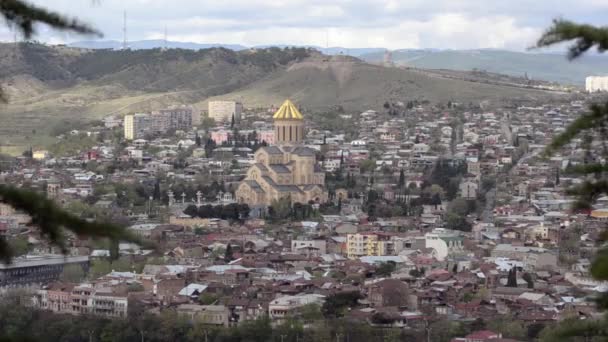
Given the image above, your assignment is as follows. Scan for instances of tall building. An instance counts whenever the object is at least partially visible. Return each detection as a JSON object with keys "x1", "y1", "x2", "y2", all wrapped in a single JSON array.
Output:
[
  {"x1": 208, "y1": 100, "x2": 243, "y2": 123},
  {"x1": 124, "y1": 107, "x2": 194, "y2": 140},
  {"x1": 124, "y1": 113, "x2": 149, "y2": 140},
  {"x1": 586, "y1": 76, "x2": 608, "y2": 92},
  {"x1": 235, "y1": 100, "x2": 327, "y2": 206}
]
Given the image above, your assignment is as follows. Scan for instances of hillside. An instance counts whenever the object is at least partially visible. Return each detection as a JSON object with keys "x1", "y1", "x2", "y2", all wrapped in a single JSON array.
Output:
[
  {"x1": 203, "y1": 55, "x2": 564, "y2": 111},
  {"x1": 69, "y1": 41, "x2": 608, "y2": 85},
  {"x1": 360, "y1": 49, "x2": 608, "y2": 85},
  {"x1": 0, "y1": 43, "x2": 312, "y2": 148},
  {"x1": 0, "y1": 43, "x2": 566, "y2": 150}
]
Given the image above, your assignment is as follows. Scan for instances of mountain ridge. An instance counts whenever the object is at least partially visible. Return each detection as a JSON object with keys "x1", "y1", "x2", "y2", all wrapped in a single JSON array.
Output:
[{"x1": 66, "y1": 40, "x2": 608, "y2": 84}]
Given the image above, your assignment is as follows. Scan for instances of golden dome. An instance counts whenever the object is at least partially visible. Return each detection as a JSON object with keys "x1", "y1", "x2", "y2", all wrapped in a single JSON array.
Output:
[{"x1": 273, "y1": 99, "x2": 303, "y2": 120}]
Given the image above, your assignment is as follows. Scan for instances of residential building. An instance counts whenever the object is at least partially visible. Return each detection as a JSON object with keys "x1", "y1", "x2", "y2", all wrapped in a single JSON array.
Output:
[
  {"x1": 460, "y1": 180, "x2": 478, "y2": 199},
  {"x1": 291, "y1": 238, "x2": 327, "y2": 256},
  {"x1": 69, "y1": 285, "x2": 128, "y2": 318},
  {"x1": 124, "y1": 113, "x2": 149, "y2": 140},
  {"x1": 425, "y1": 229, "x2": 464, "y2": 261},
  {"x1": 268, "y1": 294, "x2": 325, "y2": 320},
  {"x1": 346, "y1": 233, "x2": 394, "y2": 259},
  {"x1": 124, "y1": 107, "x2": 193, "y2": 140},
  {"x1": 209, "y1": 100, "x2": 243, "y2": 123},
  {"x1": 177, "y1": 304, "x2": 230, "y2": 326},
  {"x1": 586, "y1": 76, "x2": 608, "y2": 92}
]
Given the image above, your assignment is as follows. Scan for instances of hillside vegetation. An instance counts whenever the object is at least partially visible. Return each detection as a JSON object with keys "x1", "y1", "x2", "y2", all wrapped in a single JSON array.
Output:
[{"x1": 0, "y1": 43, "x2": 564, "y2": 150}]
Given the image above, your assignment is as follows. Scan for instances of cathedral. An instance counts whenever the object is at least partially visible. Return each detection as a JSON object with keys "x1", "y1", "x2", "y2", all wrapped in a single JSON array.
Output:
[{"x1": 236, "y1": 100, "x2": 328, "y2": 206}]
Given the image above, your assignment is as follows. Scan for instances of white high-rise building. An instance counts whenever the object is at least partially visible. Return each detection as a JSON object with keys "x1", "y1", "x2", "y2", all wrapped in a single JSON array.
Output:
[
  {"x1": 586, "y1": 76, "x2": 608, "y2": 92},
  {"x1": 208, "y1": 101, "x2": 243, "y2": 123}
]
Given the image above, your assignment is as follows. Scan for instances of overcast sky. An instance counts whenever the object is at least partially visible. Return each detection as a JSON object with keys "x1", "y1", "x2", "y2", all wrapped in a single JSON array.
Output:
[{"x1": 3, "y1": 0, "x2": 608, "y2": 50}]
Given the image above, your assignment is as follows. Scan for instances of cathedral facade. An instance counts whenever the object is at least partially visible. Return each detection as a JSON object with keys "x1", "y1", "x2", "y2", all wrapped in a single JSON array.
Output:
[{"x1": 236, "y1": 100, "x2": 328, "y2": 206}]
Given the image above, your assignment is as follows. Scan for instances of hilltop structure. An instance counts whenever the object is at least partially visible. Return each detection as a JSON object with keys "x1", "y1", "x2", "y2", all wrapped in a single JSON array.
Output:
[{"x1": 236, "y1": 100, "x2": 327, "y2": 206}]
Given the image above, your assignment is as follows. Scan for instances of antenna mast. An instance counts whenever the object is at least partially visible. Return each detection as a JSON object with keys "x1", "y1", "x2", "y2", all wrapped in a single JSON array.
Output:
[{"x1": 122, "y1": 11, "x2": 128, "y2": 50}]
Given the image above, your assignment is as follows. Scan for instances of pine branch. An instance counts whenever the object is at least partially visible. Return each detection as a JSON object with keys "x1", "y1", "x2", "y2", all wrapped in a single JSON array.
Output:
[
  {"x1": 567, "y1": 163, "x2": 608, "y2": 175},
  {"x1": 0, "y1": 0, "x2": 102, "y2": 39},
  {"x1": 535, "y1": 19, "x2": 608, "y2": 60},
  {"x1": 0, "y1": 185, "x2": 144, "y2": 262},
  {"x1": 544, "y1": 102, "x2": 608, "y2": 156}
]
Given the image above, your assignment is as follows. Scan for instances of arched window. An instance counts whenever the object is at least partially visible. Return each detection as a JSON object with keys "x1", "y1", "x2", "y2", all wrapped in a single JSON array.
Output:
[
  {"x1": 282, "y1": 126, "x2": 286, "y2": 141},
  {"x1": 289, "y1": 126, "x2": 292, "y2": 141}
]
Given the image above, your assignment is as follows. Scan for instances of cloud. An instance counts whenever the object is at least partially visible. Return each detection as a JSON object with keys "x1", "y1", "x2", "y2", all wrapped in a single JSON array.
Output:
[{"x1": 10, "y1": 0, "x2": 604, "y2": 50}]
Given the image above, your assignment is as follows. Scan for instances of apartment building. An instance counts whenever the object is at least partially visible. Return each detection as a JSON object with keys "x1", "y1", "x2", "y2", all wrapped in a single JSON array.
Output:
[
  {"x1": 208, "y1": 100, "x2": 243, "y2": 123},
  {"x1": 124, "y1": 107, "x2": 194, "y2": 140},
  {"x1": 35, "y1": 283, "x2": 128, "y2": 318},
  {"x1": 124, "y1": 113, "x2": 150, "y2": 140},
  {"x1": 70, "y1": 285, "x2": 128, "y2": 318}
]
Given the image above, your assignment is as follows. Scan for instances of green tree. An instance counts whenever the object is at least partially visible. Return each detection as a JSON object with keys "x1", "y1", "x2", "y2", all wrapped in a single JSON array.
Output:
[
  {"x1": 535, "y1": 19, "x2": 608, "y2": 316},
  {"x1": 225, "y1": 243, "x2": 234, "y2": 262},
  {"x1": 198, "y1": 293, "x2": 219, "y2": 305},
  {"x1": 60, "y1": 264, "x2": 85, "y2": 283},
  {"x1": 7, "y1": 236, "x2": 29, "y2": 256},
  {"x1": 522, "y1": 272, "x2": 534, "y2": 289},
  {"x1": 506, "y1": 267, "x2": 518, "y2": 287},
  {"x1": 184, "y1": 204, "x2": 199, "y2": 218},
  {"x1": 487, "y1": 316, "x2": 526, "y2": 341},
  {"x1": 322, "y1": 291, "x2": 362, "y2": 318},
  {"x1": 376, "y1": 261, "x2": 397, "y2": 277}
]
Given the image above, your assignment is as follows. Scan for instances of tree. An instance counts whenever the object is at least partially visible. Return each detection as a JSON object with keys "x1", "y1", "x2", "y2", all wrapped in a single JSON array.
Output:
[
  {"x1": 60, "y1": 264, "x2": 85, "y2": 283},
  {"x1": 506, "y1": 267, "x2": 517, "y2": 287},
  {"x1": 199, "y1": 293, "x2": 219, "y2": 305},
  {"x1": 522, "y1": 272, "x2": 534, "y2": 289},
  {"x1": 8, "y1": 236, "x2": 29, "y2": 256},
  {"x1": 535, "y1": 19, "x2": 608, "y2": 314},
  {"x1": 487, "y1": 316, "x2": 526, "y2": 341},
  {"x1": 0, "y1": 3, "x2": 139, "y2": 262},
  {"x1": 183, "y1": 204, "x2": 198, "y2": 218},
  {"x1": 89, "y1": 259, "x2": 112, "y2": 279},
  {"x1": 322, "y1": 291, "x2": 362, "y2": 318},
  {"x1": 269, "y1": 197, "x2": 291, "y2": 221},
  {"x1": 0, "y1": 1, "x2": 100, "y2": 42},
  {"x1": 398, "y1": 169, "x2": 405, "y2": 188},
  {"x1": 376, "y1": 261, "x2": 396, "y2": 277},
  {"x1": 153, "y1": 180, "x2": 161, "y2": 201},
  {"x1": 225, "y1": 243, "x2": 234, "y2": 262}
]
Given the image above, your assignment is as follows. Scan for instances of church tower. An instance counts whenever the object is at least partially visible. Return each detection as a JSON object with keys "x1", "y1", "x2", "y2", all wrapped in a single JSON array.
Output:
[{"x1": 273, "y1": 99, "x2": 304, "y2": 145}]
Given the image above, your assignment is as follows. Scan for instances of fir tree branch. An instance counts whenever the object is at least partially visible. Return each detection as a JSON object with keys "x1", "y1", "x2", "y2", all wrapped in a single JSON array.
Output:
[
  {"x1": 0, "y1": 185, "x2": 144, "y2": 262},
  {"x1": 567, "y1": 163, "x2": 608, "y2": 175},
  {"x1": 535, "y1": 19, "x2": 608, "y2": 60},
  {"x1": 544, "y1": 102, "x2": 608, "y2": 156},
  {"x1": 0, "y1": 0, "x2": 102, "y2": 39}
]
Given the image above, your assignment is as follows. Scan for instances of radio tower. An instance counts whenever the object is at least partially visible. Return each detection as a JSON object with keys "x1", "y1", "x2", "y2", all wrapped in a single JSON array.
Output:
[
  {"x1": 163, "y1": 26, "x2": 168, "y2": 51},
  {"x1": 122, "y1": 11, "x2": 128, "y2": 50}
]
